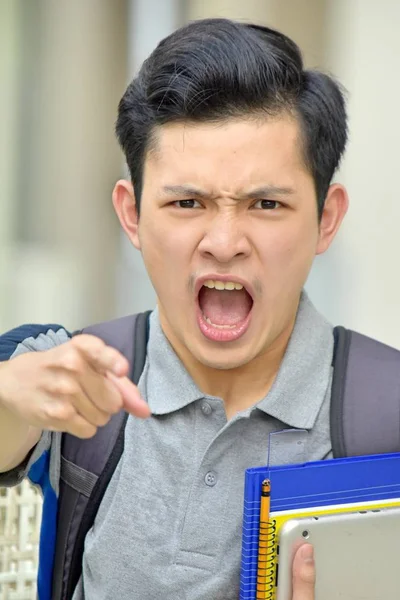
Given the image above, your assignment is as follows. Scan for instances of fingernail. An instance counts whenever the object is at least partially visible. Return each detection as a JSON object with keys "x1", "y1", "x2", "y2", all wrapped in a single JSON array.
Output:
[{"x1": 300, "y1": 544, "x2": 314, "y2": 564}]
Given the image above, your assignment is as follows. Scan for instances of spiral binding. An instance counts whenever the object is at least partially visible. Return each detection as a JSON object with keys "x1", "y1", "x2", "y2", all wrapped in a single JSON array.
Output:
[{"x1": 256, "y1": 518, "x2": 277, "y2": 599}]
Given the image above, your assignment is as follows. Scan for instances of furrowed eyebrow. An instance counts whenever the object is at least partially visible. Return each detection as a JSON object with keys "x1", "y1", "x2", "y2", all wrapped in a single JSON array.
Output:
[
  {"x1": 162, "y1": 185, "x2": 208, "y2": 198},
  {"x1": 240, "y1": 186, "x2": 295, "y2": 199},
  {"x1": 161, "y1": 184, "x2": 295, "y2": 200}
]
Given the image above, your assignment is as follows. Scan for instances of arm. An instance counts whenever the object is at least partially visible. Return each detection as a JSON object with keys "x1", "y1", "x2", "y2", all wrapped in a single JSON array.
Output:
[
  {"x1": 0, "y1": 323, "x2": 65, "y2": 473},
  {"x1": 0, "y1": 394, "x2": 41, "y2": 472},
  {"x1": 0, "y1": 324, "x2": 149, "y2": 483}
]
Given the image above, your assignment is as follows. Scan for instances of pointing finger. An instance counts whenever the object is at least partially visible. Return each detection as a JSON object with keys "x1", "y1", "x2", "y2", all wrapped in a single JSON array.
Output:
[{"x1": 107, "y1": 373, "x2": 151, "y2": 418}]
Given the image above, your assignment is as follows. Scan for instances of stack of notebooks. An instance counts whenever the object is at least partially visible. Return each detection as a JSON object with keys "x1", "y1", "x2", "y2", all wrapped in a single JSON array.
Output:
[{"x1": 239, "y1": 451, "x2": 400, "y2": 599}]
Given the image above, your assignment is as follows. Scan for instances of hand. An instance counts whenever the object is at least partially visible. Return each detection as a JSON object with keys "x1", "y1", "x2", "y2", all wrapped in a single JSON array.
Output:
[
  {"x1": 292, "y1": 544, "x2": 315, "y2": 600},
  {"x1": 0, "y1": 334, "x2": 150, "y2": 439}
]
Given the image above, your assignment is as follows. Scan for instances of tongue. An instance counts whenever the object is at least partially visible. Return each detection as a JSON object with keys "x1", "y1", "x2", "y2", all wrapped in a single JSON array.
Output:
[{"x1": 199, "y1": 287, "x2": 253, "y2": 326}]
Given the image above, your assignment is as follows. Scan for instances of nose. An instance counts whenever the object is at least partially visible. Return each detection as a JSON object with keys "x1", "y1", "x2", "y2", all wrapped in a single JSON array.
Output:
[{"x1": 198, "y1": 213, "x2": 251, "y2": 264}]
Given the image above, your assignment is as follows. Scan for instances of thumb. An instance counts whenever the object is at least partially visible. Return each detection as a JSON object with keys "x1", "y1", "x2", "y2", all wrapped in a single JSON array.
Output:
[
  {"x1": 292, "y1": 544, "x2": 315, "y2": 600},
  {"x1": 107, "y1": 373, "x2": 151, "y2": 418}
]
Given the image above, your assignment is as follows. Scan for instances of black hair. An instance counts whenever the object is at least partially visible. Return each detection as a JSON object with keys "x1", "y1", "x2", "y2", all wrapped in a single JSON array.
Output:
[{"x1": 116, "y1": 18, "x2": 347, "y2": 219}]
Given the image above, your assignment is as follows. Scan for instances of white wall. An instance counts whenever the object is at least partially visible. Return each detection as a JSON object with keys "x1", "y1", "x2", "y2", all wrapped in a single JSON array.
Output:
[
  {"x1": 0, "y1": 1, "x2": 20, "y2": 332},
  {"x1": 306, "y1": 0, "x2": 400, "y2": 348},
  {"x1": 116, "y1": 0, "x2": 181, "y2": 316},
  {"x1": 1, "y1": 1, "x2": 128, "y2": 331}
]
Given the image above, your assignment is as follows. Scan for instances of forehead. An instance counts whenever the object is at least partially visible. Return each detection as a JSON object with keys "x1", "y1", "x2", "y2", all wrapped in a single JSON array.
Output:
[{"x1": 144, "y1": 116, "x2": 310, "y2": 192}]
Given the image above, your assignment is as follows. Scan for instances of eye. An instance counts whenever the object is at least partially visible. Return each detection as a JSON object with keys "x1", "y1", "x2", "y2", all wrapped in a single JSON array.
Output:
[
  {"x1": 253, "y1": 199, "x2": 281, "y2": 210},
  {"x1": 174, "y1": 199, "x2": 202, "y2": 208}
]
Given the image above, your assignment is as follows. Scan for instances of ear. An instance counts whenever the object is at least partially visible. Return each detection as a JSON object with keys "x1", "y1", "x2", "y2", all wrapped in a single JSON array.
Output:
[
  {"x1": 316, "y1": 183, "x2": 349, "y2": 255},
  {"x1": 112, "y1": 179, "x2": 141, "y2": 250}
]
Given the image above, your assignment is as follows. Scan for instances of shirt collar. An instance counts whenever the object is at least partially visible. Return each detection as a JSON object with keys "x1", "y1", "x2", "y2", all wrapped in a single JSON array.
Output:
[
  {"x1": 140, "y1": 308, "x2": 204, "y2": 415},
  {"x1": 141, "y1": 291, "x2": 333, "y2": 425},
  {"x1": 255, "y1": 291, "x2": 333, "y2": 430}
]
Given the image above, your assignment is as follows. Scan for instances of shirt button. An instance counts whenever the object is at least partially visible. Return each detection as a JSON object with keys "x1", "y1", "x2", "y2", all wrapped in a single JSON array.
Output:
[
  {"x1": 204, "y1": 471, "x2": 217, "y2": 487},
  {"x1": 201, "y1": 401, "x2": 212, "y2": 416}
]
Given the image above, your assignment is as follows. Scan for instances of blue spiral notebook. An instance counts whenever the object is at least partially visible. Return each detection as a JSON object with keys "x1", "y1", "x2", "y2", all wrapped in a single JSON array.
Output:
[{"x1": 239, "y1": 451, "x2": 400, "y2": 600}]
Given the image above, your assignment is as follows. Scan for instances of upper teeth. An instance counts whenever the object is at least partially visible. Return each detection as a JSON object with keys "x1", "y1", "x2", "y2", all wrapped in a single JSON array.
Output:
[{"x1": 203, "y1": 280, "x2": 244, "y2": 291}]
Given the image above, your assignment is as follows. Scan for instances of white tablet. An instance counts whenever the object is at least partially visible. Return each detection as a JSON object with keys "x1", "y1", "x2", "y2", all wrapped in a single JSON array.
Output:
[{"x1": 276, "y1": 506, "x2": 400, "y2": 600}]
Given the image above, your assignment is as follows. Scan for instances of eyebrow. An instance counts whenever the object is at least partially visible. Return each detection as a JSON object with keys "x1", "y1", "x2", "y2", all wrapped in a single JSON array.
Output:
[
  {"x1": 161, "y1": 184, "x2": 295, "y2": 200},
  {"x1": 162, "y1": 185, "x2": 209, "y2": 199}
]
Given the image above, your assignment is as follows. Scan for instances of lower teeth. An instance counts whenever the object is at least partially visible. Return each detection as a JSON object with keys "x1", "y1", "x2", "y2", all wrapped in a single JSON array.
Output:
[{"x1": 203, "y1": 314, "x2": 237, "y2": 329}]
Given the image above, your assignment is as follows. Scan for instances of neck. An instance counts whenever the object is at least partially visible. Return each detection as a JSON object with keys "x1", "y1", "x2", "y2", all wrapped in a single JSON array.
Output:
[
  {"x1": 190, "y1": 342, "x2": 289, "y2": 419},
  {"x1": 159, "y1": 310, "x2": 297, "y2": 420}
]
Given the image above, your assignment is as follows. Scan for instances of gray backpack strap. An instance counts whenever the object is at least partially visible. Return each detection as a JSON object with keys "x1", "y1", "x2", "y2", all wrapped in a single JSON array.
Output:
[
  {"x1": 331, "y1": 326, "x2": 400, "y2": 458},
  {"x1": 52, "y1": 311, "x2": 151, "y2": 600}
]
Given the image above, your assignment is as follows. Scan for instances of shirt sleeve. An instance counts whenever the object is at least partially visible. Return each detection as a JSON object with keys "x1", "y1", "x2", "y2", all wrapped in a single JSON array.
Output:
[{"x1": 0, "y1": 323, "x2": 71, "y2": 489}]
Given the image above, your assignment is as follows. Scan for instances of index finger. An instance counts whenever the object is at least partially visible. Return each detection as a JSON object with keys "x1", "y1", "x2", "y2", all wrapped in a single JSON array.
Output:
[
  {"x1": 292, "y1": 544, "x2": 315, "y2": 600},
  {"x1": 107, "y1": 373, "x2": 151, "y2": 418},
  {"x1": 71, "y1": 334, "x2": 129, "y2": 377}
]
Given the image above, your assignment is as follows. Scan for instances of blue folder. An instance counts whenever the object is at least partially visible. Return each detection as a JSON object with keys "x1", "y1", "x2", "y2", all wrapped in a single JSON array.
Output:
[{"x1": 239, "y1": 451, "x2": 400, "y2": 600}]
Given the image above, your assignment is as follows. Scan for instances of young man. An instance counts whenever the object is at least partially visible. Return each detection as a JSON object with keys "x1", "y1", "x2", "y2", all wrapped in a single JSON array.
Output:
[{"x1": 0, "y1": 18, "x2": 348, "y2": 600}]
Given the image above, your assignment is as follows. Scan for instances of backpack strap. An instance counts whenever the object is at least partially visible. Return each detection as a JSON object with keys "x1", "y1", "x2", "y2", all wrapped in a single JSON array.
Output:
[
  {"x1": 331, "y1": 326, "x2": 400, "y2": 458},
  {"x1": 52, "y1": 311, "x2": 151, "y2": 600}
]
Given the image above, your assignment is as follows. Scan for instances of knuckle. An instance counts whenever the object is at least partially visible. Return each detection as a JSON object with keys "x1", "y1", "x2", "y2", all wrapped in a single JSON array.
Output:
[
  {"x1": 62, "y1": 349, "x2": 84, "y2": 373},
  {"x1": 72, "y1": 334, "x2": 105, "y2": 354},
  {"x1": 55, "y1": 404, "x2": 76, "y2": 422},
  {"x1": 43, "y1": 402, "x2": 72, "y2": 422},
  {"x1": 49, "y1": 377, "x2": 78, "y2": 397},
  {"x1": 106, "y1": 347, "x2": 123, "y2": 364}
]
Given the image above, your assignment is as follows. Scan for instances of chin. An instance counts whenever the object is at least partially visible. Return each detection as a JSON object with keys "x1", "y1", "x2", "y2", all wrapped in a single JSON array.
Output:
[{"x1": 195, "y1": 348, "x2": 253, "y2": 371}]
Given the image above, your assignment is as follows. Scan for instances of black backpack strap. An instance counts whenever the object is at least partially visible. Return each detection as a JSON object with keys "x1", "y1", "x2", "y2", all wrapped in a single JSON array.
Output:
[
  {"x1": 331, "y1": 326, "x2": 400, "y2": 458},
  {"x1": 52, "y1": 311, "x2": 151, "y2": 600}
]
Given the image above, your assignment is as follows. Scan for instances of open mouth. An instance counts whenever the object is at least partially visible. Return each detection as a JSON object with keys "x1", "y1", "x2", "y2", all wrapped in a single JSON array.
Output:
[{"x1": 196, "y1": 279, "x2": 254, "y2": 342}]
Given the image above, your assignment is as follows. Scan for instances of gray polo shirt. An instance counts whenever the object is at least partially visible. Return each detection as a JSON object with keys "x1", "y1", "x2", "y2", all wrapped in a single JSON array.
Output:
[
  {"x1": 72, "y1": 292, "x2": 333, "y2": 599},
  {"x1": 2, "y1": 291, "x2": 334, "y2": 600}
]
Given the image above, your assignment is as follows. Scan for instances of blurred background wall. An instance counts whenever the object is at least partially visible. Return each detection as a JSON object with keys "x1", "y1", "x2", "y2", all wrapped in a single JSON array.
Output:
[
  {"x1": 0, "y1": 0, "x2": 128, "y2": 332},
  {"x1": 1, "y1": 0, "x2": 400, "y2": 350}
]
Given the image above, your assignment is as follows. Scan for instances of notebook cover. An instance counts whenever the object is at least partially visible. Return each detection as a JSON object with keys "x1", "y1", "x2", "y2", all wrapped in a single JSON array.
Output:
[{"x1": 239, "y1": 452, "x2": 400, "y2": 600}]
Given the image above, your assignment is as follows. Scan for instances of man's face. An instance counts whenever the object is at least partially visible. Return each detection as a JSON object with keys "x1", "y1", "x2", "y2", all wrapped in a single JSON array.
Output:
[{"x1": 122, "y1": 117, "x2": 344, "y2": 370}]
